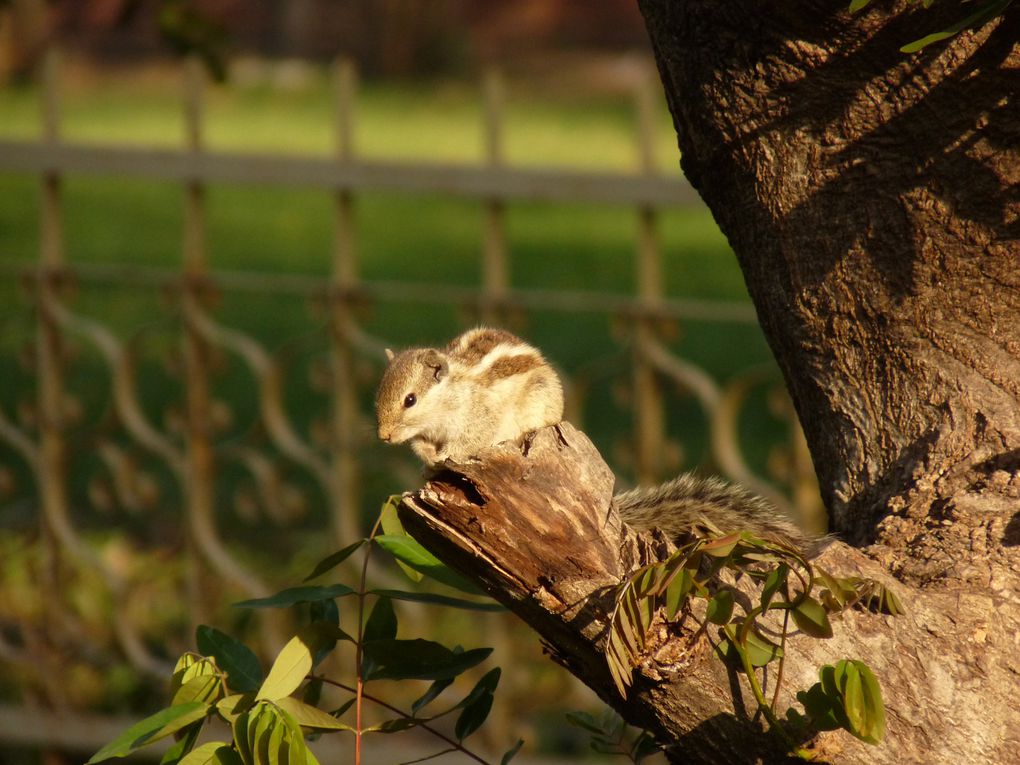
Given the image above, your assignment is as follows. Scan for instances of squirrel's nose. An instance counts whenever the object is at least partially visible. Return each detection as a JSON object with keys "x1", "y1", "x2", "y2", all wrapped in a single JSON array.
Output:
[{"x1": 378, "y1": 427, "x2": 392, "y2": 443}]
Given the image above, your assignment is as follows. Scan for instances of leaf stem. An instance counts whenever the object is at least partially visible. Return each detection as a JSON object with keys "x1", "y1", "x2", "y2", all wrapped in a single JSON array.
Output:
[
  {"x1": 737, "y1": 643, "x2": 798, "y2": 752},
  {"x1": 355, "y1": 515, "x2": 385, "y2": 765},
  {"x1": 770, "y1": 608, "x2": 791, "y2": 712},
  {"x1": 313, "y1": 675, "x2": 493, "y2": 765}
]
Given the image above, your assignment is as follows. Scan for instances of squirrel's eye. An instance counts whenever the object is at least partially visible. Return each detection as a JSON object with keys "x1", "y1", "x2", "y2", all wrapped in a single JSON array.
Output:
[{"x1": 403, "y1": 393, "x2": 417, "y2": 408}]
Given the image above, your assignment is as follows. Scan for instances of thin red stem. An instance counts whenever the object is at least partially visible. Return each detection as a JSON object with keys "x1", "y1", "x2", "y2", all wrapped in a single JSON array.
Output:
[
  {"x1": 314, "y1": 675, "x2": 493, "y2": 765},
  {"x1": 354, "y1": 515, "x2": 385, "y2": 765}
]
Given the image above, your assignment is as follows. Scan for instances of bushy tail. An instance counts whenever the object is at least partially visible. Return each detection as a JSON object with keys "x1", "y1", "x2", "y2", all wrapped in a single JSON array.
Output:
[{"x1": 614, "y1": 473, "x2": 821, "y2": 555}]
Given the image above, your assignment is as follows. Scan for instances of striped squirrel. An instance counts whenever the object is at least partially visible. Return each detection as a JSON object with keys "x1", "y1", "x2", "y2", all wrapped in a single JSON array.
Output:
[
  {"x1": 376, "y1": 327, "x2": 564, "y2": 467},
  {"x1": 376, "y1": 327, "x2": 816, "y2": 553}
]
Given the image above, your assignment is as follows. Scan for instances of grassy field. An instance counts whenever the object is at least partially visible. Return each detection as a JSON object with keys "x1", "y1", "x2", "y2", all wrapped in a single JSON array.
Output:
[{"x1": 0, "y1": 61, "x2": 787, "y2": 496}]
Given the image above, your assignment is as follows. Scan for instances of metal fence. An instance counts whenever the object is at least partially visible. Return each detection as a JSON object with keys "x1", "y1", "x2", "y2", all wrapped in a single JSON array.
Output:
[{"x1": 0, "y1": 51, "x2": 821, "y2": 756}]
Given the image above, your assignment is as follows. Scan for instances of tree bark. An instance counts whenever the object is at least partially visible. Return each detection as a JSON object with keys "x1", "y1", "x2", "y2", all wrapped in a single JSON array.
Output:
[
  {"x1": 636, "y1": 0, "x2": 1020, "y2": 567},
  {"x1": 398, "y1": 426, "x2": 1020, "y2": 764}
]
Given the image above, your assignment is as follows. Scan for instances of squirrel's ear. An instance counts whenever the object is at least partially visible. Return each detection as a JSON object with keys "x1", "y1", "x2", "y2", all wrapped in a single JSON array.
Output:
[
  {"x1": 384, "y1": 348, "x2": 395, "y2": 362},
  {"x1": 422, "y1": 350, "x2": 449, "y2": 382}
]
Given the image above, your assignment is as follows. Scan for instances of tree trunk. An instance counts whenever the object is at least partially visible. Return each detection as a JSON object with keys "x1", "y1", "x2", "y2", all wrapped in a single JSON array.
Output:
[
  {"x1": 636, "y1": 0, "x2": 1020, "y2": 562},
  {"x1": 398, "y1": 5, "x2": 1020, "y2": 762}
]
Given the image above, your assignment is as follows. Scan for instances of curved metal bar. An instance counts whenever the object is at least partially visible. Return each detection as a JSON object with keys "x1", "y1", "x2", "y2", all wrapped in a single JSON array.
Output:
[
  {"x1": 35, "y1": 300, "x2": 174, "y2": 677},
  {"x1": 641, "y1": 335, "x2": 722, "y2": 413},
  {"x1": 52, "y1": 302, "x2": 183, "y2": 473},
  {"x1": 711, "y1": 366, "x2": 794, "y2": 517},
  {"x1": 0, "y1": 404, "x2": 39, "y2": 470},
  {"x1": 221, "y1": 444, "x2": 301, "y2": 524},
  {"x1": 96, "y1": 442, "x2": 156, "y2": 514},
  {"x1": 189, "y1": 308, "x2": 331, "y2": 487},
  {"x1": 640, "y1": 338, "x2": 794, "y2": 515}
]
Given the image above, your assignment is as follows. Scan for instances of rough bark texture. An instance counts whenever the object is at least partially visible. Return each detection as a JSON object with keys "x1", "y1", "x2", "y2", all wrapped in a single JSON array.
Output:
[
  {"x1": 636, "y1": 0, "x2": 1020, "y2": 571},
  {"x1": 399, "y1": 426, "x2": 1020, "y2": 764},
  {"x1": 626, "y1": 0, "x2": 1018, "y2": 761}
]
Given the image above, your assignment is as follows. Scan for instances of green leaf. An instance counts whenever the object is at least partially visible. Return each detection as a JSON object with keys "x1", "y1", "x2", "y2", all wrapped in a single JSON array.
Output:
[
  {"x1": 331, "y1": 698, "x2": 356, "y2": 718},
  {"x1": 706, "y1": 589, "x2": 735, "y2": 625},
  {"x1": 233, "y1": 584, "x2": 355, "y2": 610},
  {"x1": 412, "y1": 677, "x2": 455, "y2": 716},
  {"x1": 700, "y1": 533, "x2": 741, "y2": 557},
  {"x1": 256, "y1": 635, "x2": 313, "y2": 701},
  {"x1": 739, "y1": 627, "x2": 784, "y2": 667},
  {"x1": 842, "y1": 660, "x2": 886, "y2": 744},
  {"x1": 605, "y1": 629, "x2": 634, "y2": 697},
  {"x1": 613, "y1": 595, "x2": 643, "y2": 656},
  {"x1": 631, "y1": 731, "x2": 661, "y2": 763},
  {"x1": 843, "y1": 661, "x2": 865, "y2": 732},
  {"x1": 362, "y1": 639, "x2": 492, "y2": 681},
  {"x1": 266, "y1": 722, "x2": 286, "y2": 765},
  {"x1": 848, "y1": 0, "x2": 873, "y2": 11},
  {"x1": 303, "y1": 539, "x2": 366, "y2": 581},
  {"x1": 380, "y1": 494, "x2": 407, "y2": 534},
  {"x1": 901, "y1": 0, "x2": 1012, "y2": 52},
  {"x1": 454, "y1": 691, "x2": 493, "y2": 741},
  {"x1": 375, "y1": 534, "x2": 481, "y2": 594},
  {"x1": 633, "y1": 565, "x2": 665, "y2": 598},
  {"x1": 379, "y1": 497, "x2": 423, "y2": 583},
  {"x1": 178, "y1": 743, "x2": 244, "y2": 765},
  {"x1": 172, "y1": 673, "x2": 224, "y2": 706},
  {"x1": 501, "y1": 739, "x2": 525, "y2": 765},
  {"x1": 565, "y1": 710, "x2": 606, "y2": 735},
  {"x1": 86, "y1": 703, "x2": 209, "y2": 764},
  {"x1": 197, "y1": 625, "x2": 264, "y2": 694},
  {"x1": 276, "y1": 696, "x2": 354, "y2": 731},
  {"x1": 159, "y1": 734, "x2": 191, "y2": 765},
  {"x1": 665, "y1": 568, "x2": 693, "y2": 618},
  {"x1": 215, "y1": 693, "x2": 255, "y2": 724},
  {"x1": 855, "y1": 579, "x2": 906, "y2": 616},
  {"x1": 455, "y1": 667, "x2": 501, "y2": 711},
  {"x1": 364, "y1": 596, "x2": 398, "y2": 643},
  {"x1": 251, "y1": 704, "x2": 276, "y2": 765},
  {"x1": 816, "y1": 568, "x2": 852, "y2": 610},
  {"x1": 232, "y1": 709, "x2": 253, "y2": 765},
  {"x1": 159, "y1": 724, "x2": 204, "y2": 765},
  {"x1": 364, "y1": 716, "x2": 424, "y2": 734},
  {"x1": 796, "y1": 683, "x2": 843, "y2": 732},
  {"x1": 369, "y1": 588, "x2": 502, "y2": 612},
  {"x1": 791, "y1": 596, "x2": 834, "y2": 639},
  {"x1": 760, "y1": 563, "x2": 788, "y2": 612},
  {"x1": 310, "y1": 597, "x2": 340, "y2": 628},
  {"x1": 171, "y1": 654, "x2": 218, "y2": 699}
]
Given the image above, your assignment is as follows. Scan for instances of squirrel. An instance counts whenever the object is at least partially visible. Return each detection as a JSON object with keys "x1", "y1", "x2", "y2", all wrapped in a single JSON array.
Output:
[
  {"x1": 376, "y1": 327, "x2": 564, "y2": 467},
  {"x1": 376, "y1": 327, "x2": 817, "y2": 554}
]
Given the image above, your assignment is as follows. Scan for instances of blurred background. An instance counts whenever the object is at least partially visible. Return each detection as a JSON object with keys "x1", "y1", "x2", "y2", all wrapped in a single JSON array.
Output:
[{"x1": 0, "y1": 1, "x2": 825, "y2": 763}]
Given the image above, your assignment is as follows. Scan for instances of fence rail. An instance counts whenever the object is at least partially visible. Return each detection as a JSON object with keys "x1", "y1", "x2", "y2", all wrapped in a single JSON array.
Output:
[
  {"x1": 0, "y1": 50, "x2": 820, "y2": 759},
  {"x1": 0, "y1": 141, "x2": 704, "y2": 206}
]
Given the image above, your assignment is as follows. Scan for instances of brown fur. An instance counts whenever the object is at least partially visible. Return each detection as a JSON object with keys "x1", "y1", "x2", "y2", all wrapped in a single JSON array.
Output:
[
  {"x1": 450, "y1": 328, "x2": 523, "y2": 365},
  {"x1": 483, "y1": 353, "x2": 544, "y2": 382}
]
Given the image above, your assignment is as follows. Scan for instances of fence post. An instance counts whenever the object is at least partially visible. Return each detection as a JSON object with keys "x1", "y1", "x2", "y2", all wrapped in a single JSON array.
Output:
[
  {"x1": 180, "y1": 56, "x2": 216, "y2": 633},
  {"x1": 329, "y1": 57, "x2": 362, "y2": 547},
  {"x1": 35, "y1": 46, "x2": 71, "y2": 686},
  {"x1": 632, "y1": 61, "x2": 667, "y2": 485},
  {"x1": 179, "y1": 59, "x2": 278, "y2": 653},
  {"x1": 481, "y1": 68, "x2": 509, "y2": 324}
]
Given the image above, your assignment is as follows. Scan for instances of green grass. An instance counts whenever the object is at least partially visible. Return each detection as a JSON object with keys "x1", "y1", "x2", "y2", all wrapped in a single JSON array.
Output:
[
  {"x1": 0, "y1": 68, "x2": 796, "y2": 518},
  {"x1": 0, "y1": 68, "x2": 682, "y2": 172},
  {"x1": 0, "y1": 67, "x2": 781, "y2": 488}
]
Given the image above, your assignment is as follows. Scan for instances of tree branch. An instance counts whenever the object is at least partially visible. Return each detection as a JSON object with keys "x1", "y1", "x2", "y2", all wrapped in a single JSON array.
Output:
[{"x1": 397, "y1": 424, "x2": 1020, "y2": 764}]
